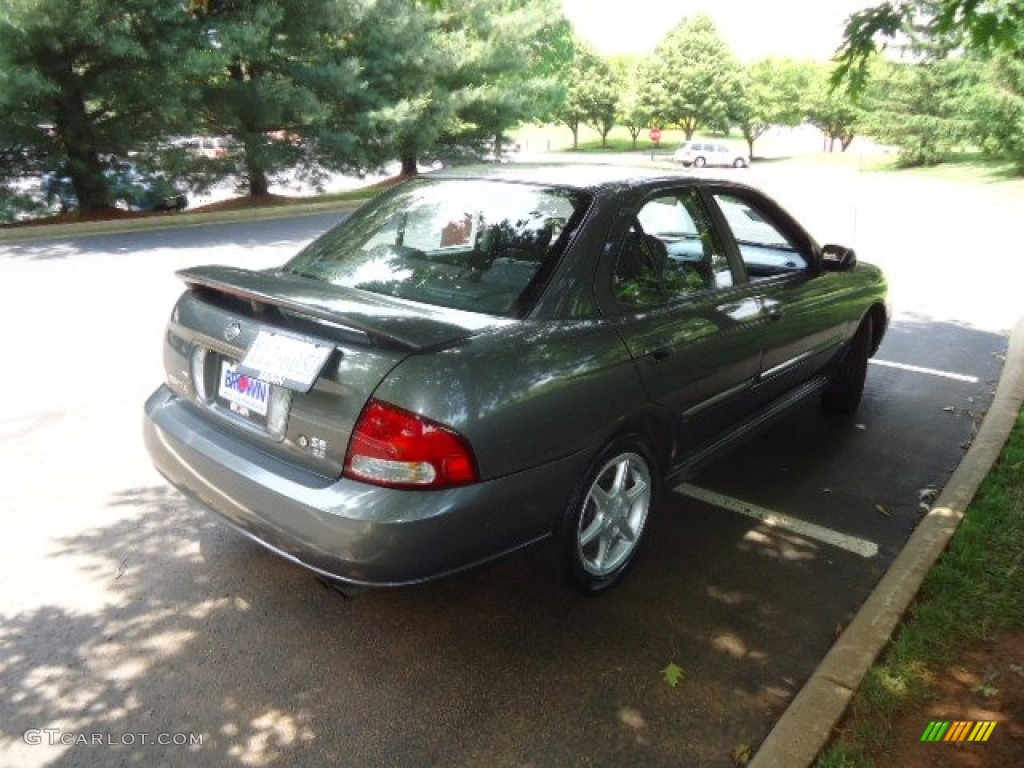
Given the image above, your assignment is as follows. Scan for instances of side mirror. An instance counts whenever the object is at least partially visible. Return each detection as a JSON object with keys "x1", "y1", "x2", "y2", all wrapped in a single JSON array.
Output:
[{"x1": 822, "y1": 244, "x2": 857, "y2": 271}]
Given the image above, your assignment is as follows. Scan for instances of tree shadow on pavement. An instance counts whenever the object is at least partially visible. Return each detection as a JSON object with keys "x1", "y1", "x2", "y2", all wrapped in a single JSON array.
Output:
[{"x1": 0, "y1": 478, "x2": 847, "y2": 768}]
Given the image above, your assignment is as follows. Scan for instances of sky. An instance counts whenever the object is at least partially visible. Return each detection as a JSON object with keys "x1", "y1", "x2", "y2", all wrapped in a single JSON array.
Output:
[{"x1": 561, "y1": 0, "x2": 878, "y2": 62}]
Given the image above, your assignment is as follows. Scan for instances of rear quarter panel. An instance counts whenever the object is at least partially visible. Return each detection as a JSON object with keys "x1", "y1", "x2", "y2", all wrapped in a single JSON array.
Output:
[{"x1": 371, "y1": 320, "x2": 646, "y2": 481}]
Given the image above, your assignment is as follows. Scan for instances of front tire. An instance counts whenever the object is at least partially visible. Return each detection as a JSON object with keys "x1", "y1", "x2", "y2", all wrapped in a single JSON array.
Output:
[
  {"x1": 562, "y1": 438, "x2": 656, "y2": 594},
  {"x1": 733, "y1": 157, "x2": 747, "y2": 168},
  {"x1": 694, "y1": 156, "x2": 707, "y2": 168},
  {"x1": 822, "y1": 316, "x2": 872, "y2": 413}
]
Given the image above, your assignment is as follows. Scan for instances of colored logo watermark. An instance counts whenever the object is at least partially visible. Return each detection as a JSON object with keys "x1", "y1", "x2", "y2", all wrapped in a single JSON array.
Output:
[{"x1": 920, "y1": 720, "x2": 997, "y2": 742}]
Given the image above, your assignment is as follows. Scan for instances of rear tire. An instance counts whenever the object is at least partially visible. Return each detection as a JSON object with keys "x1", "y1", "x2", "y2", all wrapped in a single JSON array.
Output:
[
  {"x1": 561, "y1": 437, "x2": 656, "y2": 594},
  {"x1": 822, "y1": 317, "x2": 872, "y2": 414},
  {"x1": 733, "y1": 157, "x2": 747, "y2": 168},
  {"x1": 694, "y1": 156, "x2": 706, "y2": 168}
]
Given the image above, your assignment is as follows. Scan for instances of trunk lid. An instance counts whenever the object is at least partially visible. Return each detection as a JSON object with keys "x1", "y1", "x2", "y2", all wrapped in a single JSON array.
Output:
[{"x1": 162, "y1": 265, "x2": 509, "y2": 478}]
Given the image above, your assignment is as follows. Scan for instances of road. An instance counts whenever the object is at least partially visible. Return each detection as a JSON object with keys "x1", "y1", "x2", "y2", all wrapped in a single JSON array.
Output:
[{"x1": 0, "y1": 165, "x2": 1017, "y2": 767}]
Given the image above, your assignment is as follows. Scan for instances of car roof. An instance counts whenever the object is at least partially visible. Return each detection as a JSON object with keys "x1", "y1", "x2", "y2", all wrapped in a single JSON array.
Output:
[{"x1": 424, "y1": 163, "x2": 708, "y2": 194}]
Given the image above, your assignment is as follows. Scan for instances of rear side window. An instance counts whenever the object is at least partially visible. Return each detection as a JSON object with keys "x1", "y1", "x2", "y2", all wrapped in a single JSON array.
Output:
[{"x1": 285, "y1": 179, "x2": 589, "y2": 316}]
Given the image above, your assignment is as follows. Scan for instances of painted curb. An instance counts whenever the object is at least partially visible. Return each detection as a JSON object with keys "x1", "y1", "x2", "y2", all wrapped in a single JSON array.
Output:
[
  {"x1": 750, "y1": 315, "x2": 1024, "y2": 768},
  {"x1": 0, "y1": 198, "x2": 364, "y2": 245}
]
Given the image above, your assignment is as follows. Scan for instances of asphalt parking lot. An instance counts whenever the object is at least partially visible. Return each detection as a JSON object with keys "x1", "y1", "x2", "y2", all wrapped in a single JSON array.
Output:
[{"x1": 0, "y1": 164, "x2": 1018, "y2": 767}]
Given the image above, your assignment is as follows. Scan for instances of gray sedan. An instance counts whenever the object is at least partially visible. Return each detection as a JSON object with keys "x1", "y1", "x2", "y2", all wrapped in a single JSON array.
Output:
[{"x1": 144, "y1": 164, "x2": 888, "y2": 593}]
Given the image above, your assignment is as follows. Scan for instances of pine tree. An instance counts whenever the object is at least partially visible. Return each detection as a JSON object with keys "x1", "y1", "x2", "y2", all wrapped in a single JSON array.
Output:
[
  {"x1": 0, "y1": 0, "x2": 210, "y2": 211},
  {"x1": 192, "y1": 0, "x2": 376, "y2": 196}
]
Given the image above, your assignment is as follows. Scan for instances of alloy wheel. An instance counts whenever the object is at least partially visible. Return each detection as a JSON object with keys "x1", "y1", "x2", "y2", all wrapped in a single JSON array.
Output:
[{"x1": 575, "y1": 452, "x2": 652, "y2": 577}]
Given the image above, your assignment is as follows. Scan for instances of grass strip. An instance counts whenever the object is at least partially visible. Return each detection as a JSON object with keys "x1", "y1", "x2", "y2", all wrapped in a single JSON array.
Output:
[{"x1": 817, "y1": 411, "x2": 1024, "y2": 766}]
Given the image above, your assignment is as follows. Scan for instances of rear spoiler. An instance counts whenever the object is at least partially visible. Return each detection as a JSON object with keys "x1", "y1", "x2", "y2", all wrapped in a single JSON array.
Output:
[{"x1": 176, "y1": 265, "x2": 503, "y2": 352}]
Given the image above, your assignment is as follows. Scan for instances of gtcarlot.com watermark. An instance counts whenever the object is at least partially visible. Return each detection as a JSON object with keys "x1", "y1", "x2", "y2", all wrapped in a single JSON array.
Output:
[{"x1": 24, "y1": 729, "x2": 203, "y2": 747}]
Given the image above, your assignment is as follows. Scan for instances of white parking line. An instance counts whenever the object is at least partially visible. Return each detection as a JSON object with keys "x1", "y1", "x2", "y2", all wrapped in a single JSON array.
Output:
[
  {"x1": 674, "y1": 483, "x2": 879, "y2": 559},
  {"x1": 870, "y1": 359, "x2": 979, "y2": 384}
]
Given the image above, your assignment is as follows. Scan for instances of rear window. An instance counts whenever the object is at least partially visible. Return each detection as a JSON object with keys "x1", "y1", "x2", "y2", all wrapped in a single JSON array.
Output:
[{"x1": 285, "y1": 178, "x2": 589, "y2": 316}]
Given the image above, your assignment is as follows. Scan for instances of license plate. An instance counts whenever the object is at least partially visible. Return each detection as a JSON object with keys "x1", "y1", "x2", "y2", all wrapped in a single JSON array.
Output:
[
  {"x1": 236, "y1": 331, "x2": 331, "y2": 393},
  {"x1": 218, "y1": 361, "x2": 270, "y2": 417}
]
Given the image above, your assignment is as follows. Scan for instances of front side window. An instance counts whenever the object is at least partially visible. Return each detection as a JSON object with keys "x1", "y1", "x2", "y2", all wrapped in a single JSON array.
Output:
[
  {"x1": 712, "y1": 193, "x2": 809, "y2": 279},
  {"x1": 614, "y1": 189, "x2": 732, "y2": 308},
  {"x1": 285, "y1": 179, "x2": 589, "y2": 316}
]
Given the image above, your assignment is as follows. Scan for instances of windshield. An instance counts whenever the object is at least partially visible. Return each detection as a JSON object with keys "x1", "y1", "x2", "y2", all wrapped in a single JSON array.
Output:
[{"x1": 285, "y1": 178, "x2": 590, "y2": 317}]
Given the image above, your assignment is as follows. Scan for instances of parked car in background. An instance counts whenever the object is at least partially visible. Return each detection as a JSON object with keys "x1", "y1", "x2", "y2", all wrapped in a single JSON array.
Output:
[
  {"x1": 43, "y1": 163, "x2": 188, "y2": 213},
  {"x1": 167, "y1": 135, "x2": 234, "y2": 159},
  {"x1": 673, "y1": 141, "x2": 750, "y2": 168},
  {"x1": 144, "y1": 164, "x2": 887, "y2": 595}
]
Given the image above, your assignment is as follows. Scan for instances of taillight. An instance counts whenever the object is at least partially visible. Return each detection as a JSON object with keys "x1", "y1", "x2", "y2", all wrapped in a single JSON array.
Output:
[{"x1": 344, "y1": 400, "x2": 478, "y2": 489}]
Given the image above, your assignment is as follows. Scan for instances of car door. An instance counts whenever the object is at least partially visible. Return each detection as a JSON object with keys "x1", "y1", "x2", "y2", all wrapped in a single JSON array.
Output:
[
  {"x1": 599, "y1": 187, "x2": 772, "y2": 455},
  {"x1": 704, "y1": 186, "x2": 851, "y2": 403}
]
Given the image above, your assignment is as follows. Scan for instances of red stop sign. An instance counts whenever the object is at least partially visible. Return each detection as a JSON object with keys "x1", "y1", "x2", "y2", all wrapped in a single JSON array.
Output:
[{"x1": 649, "y1": 127, "x2": 662, "y2": 142}]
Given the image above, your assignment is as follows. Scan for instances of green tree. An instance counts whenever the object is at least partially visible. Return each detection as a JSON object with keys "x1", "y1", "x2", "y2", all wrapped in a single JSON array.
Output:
[
  {"x1": 0, "y1": 0, "x2": 208, "y2": 212},
  {"x1": 557, "y1": 50, "x2": 585, "y2": 150},
  {"x1": 582, "y1": 54, "x2": 622, "y2": 148},
  {"x1": 611, "y1": 55, "x2": 649, "y2": 149},
  {"x1": 733, "y1": 58, "x2": 813, "y2": 158},
  {"x1": 835, "y1": 0, "x2": 1024, "y2": 171},
  {"x1": 356, "y1": 0, "x2": 571, "y2": 172},
  {"x1": 968, "y1": 51, "x2": 1024, "y2": 169},
  {"x1": 343, "y1": 0, "x2": 442, "y2": 175},
  {"x1": 193, "y1": 0, "x2": 376, "y2": 196},
  {"x1": 862, "y1": 59, "x2": 976, "y2": 165},
  {"x1": 807, "y1": 64, "x2": 863, "y2": 152},
  {"x1": 438, "y1": 0, "x2": 573, "y2": 160},
  {"x1": 554, "y1": 41, "x2": 621, "y2": 150},
  {"x1": 635, "y1": 14, "x2": 743, "y2": 140},
  {"x1": 558, "y1": 40, "x2": 618, "y2": 150},
  {"x1": 835, "y1": 0, "x2": 1024, "y2": 92}
]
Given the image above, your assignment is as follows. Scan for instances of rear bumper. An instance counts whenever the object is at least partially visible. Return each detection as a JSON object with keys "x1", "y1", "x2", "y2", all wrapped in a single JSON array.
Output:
[{"x1": 143, "y1": 386, "x2": 585, "y2": 586}]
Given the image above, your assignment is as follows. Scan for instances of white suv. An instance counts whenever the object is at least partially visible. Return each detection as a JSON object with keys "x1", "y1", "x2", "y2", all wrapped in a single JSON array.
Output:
[{"x1": 673, "y1": 141, "x2": 749, "y2": 168}]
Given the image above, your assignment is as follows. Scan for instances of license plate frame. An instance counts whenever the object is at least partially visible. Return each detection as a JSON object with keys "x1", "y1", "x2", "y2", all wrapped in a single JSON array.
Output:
[{"x1": 236, "y1": 331, "x2": 331, "y2": 393}]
